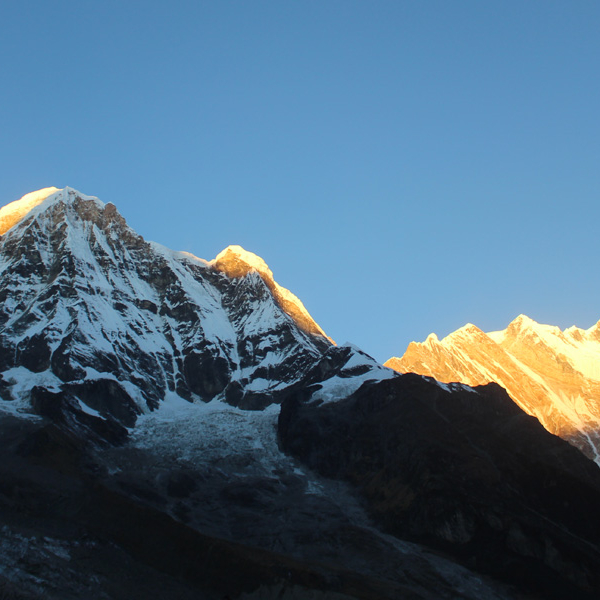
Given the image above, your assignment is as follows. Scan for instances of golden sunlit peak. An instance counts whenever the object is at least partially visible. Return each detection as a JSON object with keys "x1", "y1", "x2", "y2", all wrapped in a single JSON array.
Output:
[
  {"x1": 211, "y1": 244, "x2": 332, "y2": 343},
  {"x1": 13, "y1": 187, "x2": 60, "y2": 206},
  {"x1": 457, "y1": 323, "x2": 481, "y2": 334},
  {"x1": 509, "y1": 314, "x2": 536, "y2": 328},
  {"x1": 425, "y1": 333, "x2": 439, "y2": 344},
  {"x1": 443, "y1": 323, "x2": 483, "y2": 344},
  {"x1": 0, "y1": 187, "x2": 61, "y2": 235},
  {"x1": 211, "y1": 245, "x2": 272, "y2": 278}
]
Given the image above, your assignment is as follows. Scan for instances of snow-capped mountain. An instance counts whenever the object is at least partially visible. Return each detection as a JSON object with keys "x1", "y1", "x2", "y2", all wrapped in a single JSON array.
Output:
[
  {"x1": 0, "y1": 187, "x2": 383, "y2": 429},
  {"x1": 386, "y1": 314, "x2": 600, "y2": 463},
  {"x1": 2, "y1": 188, "x2": 600, "y2": 600}
]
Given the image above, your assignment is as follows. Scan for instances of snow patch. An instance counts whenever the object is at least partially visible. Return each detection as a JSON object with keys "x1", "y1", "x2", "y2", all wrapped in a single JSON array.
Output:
[
  {"x1": 0, "y1": 367, "x2": 62, "y2": 417},
  {"x1": 311, "y1": 371, "x2": 387, "y2": 404}
]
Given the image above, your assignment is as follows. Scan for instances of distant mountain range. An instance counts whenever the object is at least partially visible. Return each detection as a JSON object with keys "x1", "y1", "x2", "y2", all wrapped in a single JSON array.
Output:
[
  {"x1": 1, "y1": 187, "x2": 600, "y2": 600},
  {"x1": 386, "y1": 315, "x2": 600, "y2": 464}
]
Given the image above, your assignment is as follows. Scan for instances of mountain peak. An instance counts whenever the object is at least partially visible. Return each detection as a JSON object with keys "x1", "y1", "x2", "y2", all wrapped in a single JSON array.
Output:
[
  {"x1": 445, "y1": 323, "x2": 484, "y2": 342},
  {"x1": 0, "y1": 186, "x2": 107, "y2": 236},
  {"x1": 212, "y1": 244, "x2": 332, "y2": 343},
  {"x1": 0, "y1": 187, "x2": 60, "y2": 234},
  {"x1": 211, "y1": 244, "x2": 271, "y2": 279},
  {"x1": 424, "y1": 332, "x2": 439, "y2": 345},
  {"x1": 506, "y1": 314, "x2": 566, "y2": 342},
  {"x1": 508, "y1": 314, "x2": 536, "y2": 329}
]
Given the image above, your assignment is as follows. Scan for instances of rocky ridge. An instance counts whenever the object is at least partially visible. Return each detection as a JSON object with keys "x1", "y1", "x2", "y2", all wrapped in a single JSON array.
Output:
[{"x1": 386, "y1": 315, "x2": 600, "y2": 462}]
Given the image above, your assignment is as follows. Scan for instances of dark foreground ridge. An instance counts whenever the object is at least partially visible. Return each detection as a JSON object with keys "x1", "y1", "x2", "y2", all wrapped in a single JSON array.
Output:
[{"x1": 280, "y1": 375, "x2": 600, "y2": 599}]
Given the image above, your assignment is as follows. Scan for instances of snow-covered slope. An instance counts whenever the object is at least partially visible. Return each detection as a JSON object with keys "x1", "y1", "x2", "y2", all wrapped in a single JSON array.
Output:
[
  {"x1": 0, "y1": 187, "x2": 357, "y2": 427},
  {"x1": 386, "y1": 315, "x2": 600, "y2": 463}
]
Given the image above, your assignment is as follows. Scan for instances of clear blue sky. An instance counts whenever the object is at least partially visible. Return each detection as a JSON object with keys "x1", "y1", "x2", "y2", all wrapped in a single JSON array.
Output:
[{"x1": 1, "y1": 1, "x2": 599, "y2": 362}]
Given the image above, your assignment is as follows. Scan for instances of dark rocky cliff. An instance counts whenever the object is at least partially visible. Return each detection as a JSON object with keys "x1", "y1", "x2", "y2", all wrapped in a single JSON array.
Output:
[{"x1": 279, "y1": 375, "x2": 600, "y2": 599}]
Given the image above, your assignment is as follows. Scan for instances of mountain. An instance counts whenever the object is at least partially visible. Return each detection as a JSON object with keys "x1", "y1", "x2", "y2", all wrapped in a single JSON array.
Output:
[
  {"x1": 2, "y1": 188, "x2": 600, "y2": 600},
  {"x1": 0, "y1": 186, "x2": 344, "y2": 421},
  {"x1": 386, "y1": 315, "x2": 600, "y2": 463}
]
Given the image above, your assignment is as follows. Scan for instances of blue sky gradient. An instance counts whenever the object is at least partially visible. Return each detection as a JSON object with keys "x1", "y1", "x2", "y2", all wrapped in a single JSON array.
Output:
[{"x1": 1, "y1": 1, "x2": 599, "y2": 362}]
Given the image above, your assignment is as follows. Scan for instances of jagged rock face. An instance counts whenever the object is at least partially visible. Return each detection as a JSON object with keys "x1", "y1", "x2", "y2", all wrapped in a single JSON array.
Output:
[
  {"x1": 386, "y1": 315, "x2": 600, "y2": 463},
  {"x1": 279, "y1": 374, "x2": 600, "y2": 599},
  {"x1": 0, "y1": 188, "x2": 332, "y2": 426}
]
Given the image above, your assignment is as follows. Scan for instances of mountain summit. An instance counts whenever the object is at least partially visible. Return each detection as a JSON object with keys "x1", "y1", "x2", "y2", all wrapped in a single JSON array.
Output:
[
  {"x1": 386, "y1": 314, "x2": 600, "y2": 463},
  {"x1": 0, "y1": 186, "x2": 60, "y2": 234},
  {"x1": 211, "y1": 244, "x2": 332, "y2": 341}
]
